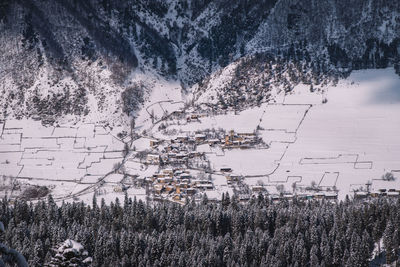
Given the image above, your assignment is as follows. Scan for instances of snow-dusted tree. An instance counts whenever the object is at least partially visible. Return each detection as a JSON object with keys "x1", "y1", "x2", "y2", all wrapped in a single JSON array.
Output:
[
  {"x1": 0, "y1": 221, "x2": 28, "y2": 267},
  {"x1": 383, "y1": 221, "x2": 396, "y2": 264},
  {"x1": 332, "y1": 239, "x2": 343, "y2": 266},
  {"x1": 310, "y1": 244, "x2": 320, "y2": 266},
  {"x1": 45, "y1": 239, "x2": 92, "y2": 267}
]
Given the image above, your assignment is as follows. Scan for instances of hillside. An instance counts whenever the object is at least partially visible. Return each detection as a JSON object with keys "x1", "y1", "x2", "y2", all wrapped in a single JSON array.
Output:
[
  {"x1": 1, "y1": 2, "x2": 400, "y2": 265},
  {"x1": 1, "y1": 0, "x2": 400, "y2": 124}
]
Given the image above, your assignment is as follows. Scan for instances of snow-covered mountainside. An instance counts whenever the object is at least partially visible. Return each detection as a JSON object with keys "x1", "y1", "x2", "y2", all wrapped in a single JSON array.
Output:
[{"x1": 1, "y1": 0, "x2": 400, "y2": 124}]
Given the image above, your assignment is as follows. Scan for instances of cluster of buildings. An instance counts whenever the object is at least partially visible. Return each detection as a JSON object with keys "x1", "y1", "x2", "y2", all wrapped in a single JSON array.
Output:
[
  {"x1": 186, "y1": 113, "x2": 207, "y2": 122},
  {"x1": 142, "y1": 168, "x2": 214, "y2": 203},
  {"x1": 222, "y1": 130, "x2": 261, "y2": 149},
  {"x1": 145, "y1": 136, "x2": 206, "y2": 166},
  {"x1": 269, "y1": 192, "x2": 339, "y2": 202},
  {"x1": 251, "y1": 185, "x2": 339, "y2": 202},
  {"x1": 354, "y1": 188, "x2": 400, "y2": 199},
  {"x1": 176, "y1": 130, "x2": 262, "y2": 149},
  {"x1": 144, "y1": 129, "x2": 263, "y2": 167}
]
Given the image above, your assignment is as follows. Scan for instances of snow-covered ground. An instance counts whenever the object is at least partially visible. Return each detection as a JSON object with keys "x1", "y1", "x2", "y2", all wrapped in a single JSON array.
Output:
[
  {"x1": 154, "y1": 68, "x2": 400, "y2": 199},
  {"x1": 1, "y1": 68, "x2": 399, "y2": 203},
  {"x1": 0, "y1": 119, "x2": 126, "y2": 203},
  {"x1": 268, "y1": 68, "x2": 400, "y2": 199},
  {"x1": 133, "y1": 72, "x2": 185, "y2": 132}
]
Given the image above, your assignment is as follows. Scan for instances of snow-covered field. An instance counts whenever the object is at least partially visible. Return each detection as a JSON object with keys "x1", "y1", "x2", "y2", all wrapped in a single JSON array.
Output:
[
  {"x1": 268, "y1": 68, "x2": 400, "y2": 199},
  {"x1": 0, "y1": 119, "x2": 126, "y2": 203},
  {"x1": 1, "y1": 68, "x2": 399, "y2": 203},
  {"x1": 154, "y1": 68, "x2": 400, "y2": 199}
]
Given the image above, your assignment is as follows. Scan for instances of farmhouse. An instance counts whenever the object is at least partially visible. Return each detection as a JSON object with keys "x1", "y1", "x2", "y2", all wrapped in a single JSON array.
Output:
[
  {"x1": 314, "y1": 192, "x2": 325, "y2": 200},
  {"x1": 324, "y1": 192, "x2": 338, "y2": 200},
  {"x1": 185, "y1": 188, "x2": 197, "y2": 195},
  {"x1": 175, "y1": 135, "x2": 189, "y2": 143},
  {"x1": 178, "y1": 173, "x2": 192, "y2": 180},
  {"x1": 157, "y1": 177, "x2": 173, "y2": 183},
  {"x1": 194, "y1": 134, "x2": 206, "y2": 143},
  {"x1": 387, "y1": 191, "x2": 400, "y2": 198},
  {"x1": 195, "y1": 181, "x2": 213, "y2": 190},
  {"x1": 149, "y1": 139, "x2": 161, "y2": 148},
  {"x1": 354, "y1": 191, "x2": 368, "y2": 199},
  {"x1": 163, "y1": 168, "x2": 174, "y2": 175},
  {"x1": 208, "y1": 139, "x2": 221, "y2": 145},
  {"x1": 252, "y1": 185, "x2": 265, "y2": 192},
  {"x1": 146, "y1": 154, "x2": 160, "y2": 165}
]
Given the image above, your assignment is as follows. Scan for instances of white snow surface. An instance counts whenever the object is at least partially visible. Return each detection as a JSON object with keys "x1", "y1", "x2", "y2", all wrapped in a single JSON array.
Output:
[
  {"x1": 60, "y1": 239, "x2": 84, "y2": 254},
  {"x1": 1, "y1": 68, "x2": 400, "y2": 203},
  {"x1": 267, "y1": 68, "x2": 400, "y2": 199}
]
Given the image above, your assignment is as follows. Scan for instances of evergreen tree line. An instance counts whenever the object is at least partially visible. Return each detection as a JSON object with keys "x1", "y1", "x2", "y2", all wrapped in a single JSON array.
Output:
[{"x1": 0, "y1": 194, "x2": 399, "y2": 266}]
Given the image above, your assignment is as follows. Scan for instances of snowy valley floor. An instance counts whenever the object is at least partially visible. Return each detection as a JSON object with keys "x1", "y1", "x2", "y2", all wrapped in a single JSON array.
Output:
[{"x1": 0, "y1": 68, "x2": 400, "y2": 203}]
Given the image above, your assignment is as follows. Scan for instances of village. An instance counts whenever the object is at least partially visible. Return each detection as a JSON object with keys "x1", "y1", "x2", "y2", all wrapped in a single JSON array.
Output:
[
  {"x1": 121, "y1": 85, "x2": 400, "y2": 205},
  {"x1": 116, "y1": 110, "x2": 346, "y2": 205},
  {"x1": 1, "y1": 69, "x2": 400, "y2": 205},
  {"x1": 121, "y1": 125, "x2": 263, "y2": 204}
]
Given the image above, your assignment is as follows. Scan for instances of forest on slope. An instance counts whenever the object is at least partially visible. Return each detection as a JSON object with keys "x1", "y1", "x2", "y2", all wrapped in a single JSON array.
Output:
[
  {"x1": 1, "y1": 195, "x2": 399, "y2": 266},
  {"x1": 1, "y1": 0, "x2": 400, "y2": 122}
]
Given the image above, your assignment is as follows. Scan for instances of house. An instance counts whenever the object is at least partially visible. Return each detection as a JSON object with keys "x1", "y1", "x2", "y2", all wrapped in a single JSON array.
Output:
[
  {"x1": 185, "y1": 188, "x2": 196, "y2": 195},
  {"x1": 178, "y1": 182, "x2": 189, "y2": 188},
  {"x1": 176, "y1": 135, "x2": 189, "y2": 143},
  {"x1": 165, "y1": 185, "x2": 175, "y2": 192},
  {"x1": 220, "y1": 167, "x2": 232, "y2": 172},
  {"x1": 153, "y1": 184, "x2": 164, "y2": 194},
  {"x1": 324, "y1": 192, "x2": 338, "y2": 200},
  {"x1": 157, "y1": 177, "x2": 172, "y2": 184},
  {"x1": 354, "y1": 191, "x2": 368, "y2": 199},
  {"x1": 186, "y1": 114, "x2": 200, "y2": 122},
  {"x1": 149, "y1": 139, "x2": 160, "y2": 147},
  {"x1": 163, "y1": 168, "x2": 174, "y2": 176},
  {"x1": 174, "y1": 170, "x2": 183, "y2": 176},
  {"x1": 239, "y1": 194, "x2": 250, "y2": 202},
  {"x1": 113, "y1": 185, "x2": 124, "y2": 192},
  {"x1": 173, "y1": 194, "x2": 182, "y2": 201},
  {"x1": 306, "y1": 194, "x2": 315, "y2": 200},
  {"x1": 145, "y1": 177, "x2": 154, "y2": 183},
  {"x1": 378, "y1": 189, "x2": 387, "y2": 196},
  {"x1": 252, "y1": 185, "x2": 265, "y2": 192},
  {"x1": 232, "y1": 140, "x2": 241, "y2": 146},
  {"x1": 230, "y1": 175, "x2": 241, "y2": 181},
  {"x1": 153, "y1": 173, "x2": 166, "y2": 179},
  {"x1": 146, "y1": 154, "x2": 160, "y2": 165},
  {"x1": 238, "y1": 132, "x2": 256, "y2": 137},
  {"x1": 271, "y1": 195, "x2": 281, "y2": 203},
  {"x1": 181, "y1": 178, "x2": 191, "y2": 184},
  {"x1": 167, "y1": 152, "x2": 177, "y2": 158},
  {"x1": 208, "y1": 139, "x2": 220, "y2": 145},
  {"x1": 189, "y1": 152, "x2": 202, "y2": 158},
  {"x1": 387, "y1": 191, "x2": 400, "y2": 198},
  {"x1": 283, "y1": 193, "x2": 294, "y2": 200},
  {"x1": 296, "y1": 194, "x2": 308, "y2": 200},
  {"x1": 195, "y1": 134, "x2": 206, "y2": 143},
  {"x1": 179, "y1": 174, "x2": 192, "y2": 180},
  {"x1": 224, "y1": 135, "x2": 231, "y2": 145},
  {"x1": 195, "y1": 182, "x2": 213, "y2": 190},
  {"x1": 370, "y1": 191, "x2": 381, "y2": 198},
  {"x1": 176, "y1": 152, "x2": 188, "y2": 159}
]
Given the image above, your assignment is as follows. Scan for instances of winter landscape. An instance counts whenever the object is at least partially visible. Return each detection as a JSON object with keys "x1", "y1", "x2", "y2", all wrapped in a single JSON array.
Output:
[
  {"x1": 2, "y1": 68, "x2": 400, "y2": 205},
  {"x1": 1, "y1": 0, "x2": 400, "y2": 266}
]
